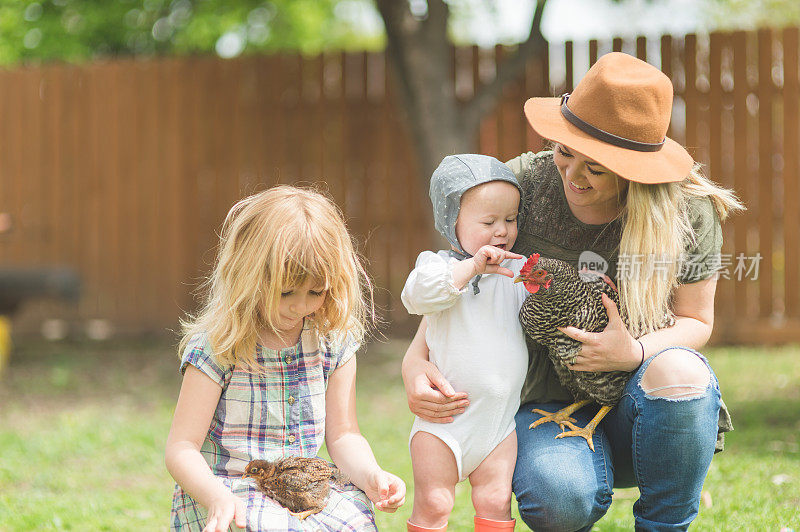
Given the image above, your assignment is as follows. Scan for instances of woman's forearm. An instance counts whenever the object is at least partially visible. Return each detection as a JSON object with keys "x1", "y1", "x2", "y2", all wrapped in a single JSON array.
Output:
[
  {"x1": 401, "y1": 318, "x2": 429, "y2": 376},
  {"x1": 639, "y1": 315, "x2": 713, "y2": 361}
]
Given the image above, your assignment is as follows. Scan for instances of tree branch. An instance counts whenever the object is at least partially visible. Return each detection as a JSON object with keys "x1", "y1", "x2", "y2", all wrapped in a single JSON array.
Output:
[
  {"x1": 375, "y1": 0, "x2": 419, "y2": 116},
  {"x1": 462, "y1": 0, "x2": 549, "y2": 133},
  {"x1": 424, "y1": 0, "x2": 450, "y2": 40}
]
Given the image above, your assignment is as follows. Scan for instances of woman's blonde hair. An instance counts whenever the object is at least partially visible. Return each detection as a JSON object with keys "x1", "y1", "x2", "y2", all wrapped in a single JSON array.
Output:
[
  {"x1": 619, "y1": 164, "x2": 744, "y2": 336},
  {"x1": 179, "y1": 185, "x2": 373, "y2": 370}
]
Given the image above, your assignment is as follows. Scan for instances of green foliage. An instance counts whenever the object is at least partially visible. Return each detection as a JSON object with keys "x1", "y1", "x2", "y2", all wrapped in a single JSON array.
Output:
[
  {"x1": 0, "y1": 338, "x2": 798, "y2": 529},
  {"x1": 702, "y1": 0, "x2": 800, "y2": 29},
  {"x1": 0, "y1": 0, "x2": 384, "y2": 66}
]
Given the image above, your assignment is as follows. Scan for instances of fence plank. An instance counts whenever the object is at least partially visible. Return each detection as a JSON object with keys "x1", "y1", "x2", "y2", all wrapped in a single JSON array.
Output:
[
  {"x1": 565, "y1": 41, "x2": 574, "y2": 92},
  {"x1": 707, "y1": 32, "x2": 735, "y2": 331},
  {"x1": 684, "y1": 34, "x2": 699, "y2": 154},
  {"x1": 160, "y1": 58, "x2": 186, "y2": 322},
  {"x1": 6, "y1": 70, "x2": 24, "y2": 266},
  {"x1": 636, "y1": 36, "x2": 647, "y2": 61},
  {"x1": 731, "y1": 31, "x2": 751, "y2": 324},
  {"x1": 783, "y1": 28, "x2": 799, "y2": 318},
  {"x1": 757, "y1": 29, "x2": 774, "y2": 318},
  {"x1": 97, "y1": 62, "x2": 121, "y2": 321}
]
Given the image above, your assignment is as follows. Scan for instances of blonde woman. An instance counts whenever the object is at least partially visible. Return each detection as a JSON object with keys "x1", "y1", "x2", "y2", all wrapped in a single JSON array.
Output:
[
  {"x1": 402, "y1": 53, "x2": 742, "y2": 531},
  {"x1": 166, "y1": 186, "x2": 405, "y2": 531}
]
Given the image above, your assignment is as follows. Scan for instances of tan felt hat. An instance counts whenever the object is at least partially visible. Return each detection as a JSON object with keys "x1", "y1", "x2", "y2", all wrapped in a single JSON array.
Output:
[{"x1": 523, "y1": 52, "x2": 694, "y2": 184}]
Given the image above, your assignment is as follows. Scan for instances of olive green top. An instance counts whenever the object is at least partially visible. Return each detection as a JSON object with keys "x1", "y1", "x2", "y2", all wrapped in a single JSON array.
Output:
[{"x1": 506, "y1": 150, "x2": 731, "y2": 451}]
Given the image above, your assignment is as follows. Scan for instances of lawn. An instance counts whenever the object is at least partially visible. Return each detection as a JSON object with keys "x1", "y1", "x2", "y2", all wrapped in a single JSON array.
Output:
[{"x1": 0, "y1": 337, "x2": 798, "y2": 531}]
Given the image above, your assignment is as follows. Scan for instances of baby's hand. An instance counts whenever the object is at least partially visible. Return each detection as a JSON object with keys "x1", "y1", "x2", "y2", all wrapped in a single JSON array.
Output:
[
  {"x1": 365, "y1": 469, "x2": 406, "y2": 513},
  {"x1": 203, "y1": 492, "x2": 247, "y2": 532},
  {"x1": 472, "y1": 245, "x2": 525, "y2": 277}
]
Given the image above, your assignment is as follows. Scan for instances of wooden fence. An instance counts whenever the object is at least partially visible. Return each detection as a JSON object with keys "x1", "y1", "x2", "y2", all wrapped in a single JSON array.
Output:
[{"x1": 0, "y1": 27, "x2": 798, "y2": 343}]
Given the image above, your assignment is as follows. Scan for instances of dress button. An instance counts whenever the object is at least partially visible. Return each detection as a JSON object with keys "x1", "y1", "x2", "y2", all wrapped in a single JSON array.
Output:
[
  {"x1": 285, "y1": 355, "x2": 294, "y2": 364},
  {"x1": 287, "y1": 434, "x2": 296, "y2": 443},
  {"x1": 288, "y1": 396, "x2": 295, "y2": 405}
]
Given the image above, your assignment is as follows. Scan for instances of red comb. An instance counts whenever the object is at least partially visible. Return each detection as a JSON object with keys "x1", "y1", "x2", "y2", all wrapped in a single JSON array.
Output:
[{"x1": 519, "y1": 253, "x2": 540, "y2": 276}]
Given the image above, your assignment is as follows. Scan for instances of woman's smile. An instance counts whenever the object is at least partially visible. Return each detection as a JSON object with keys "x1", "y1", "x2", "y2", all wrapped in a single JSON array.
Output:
[{"x1": 568, "y1": 180, "x2": 593, "y2": 193}]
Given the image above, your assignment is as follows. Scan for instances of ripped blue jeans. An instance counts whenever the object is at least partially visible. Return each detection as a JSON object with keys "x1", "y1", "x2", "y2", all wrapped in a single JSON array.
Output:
[{"x1": 512, "y1": 347, "x2": 722, "y2": 532}]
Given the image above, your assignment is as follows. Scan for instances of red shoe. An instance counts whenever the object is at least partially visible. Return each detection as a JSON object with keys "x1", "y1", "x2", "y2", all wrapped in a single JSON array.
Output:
[
  {"x1": 474, "y1": 516, "x2": 516, "y2": 531},
  {"x1": 407, "y1": 519, "x2": 448, "y2": 532}
]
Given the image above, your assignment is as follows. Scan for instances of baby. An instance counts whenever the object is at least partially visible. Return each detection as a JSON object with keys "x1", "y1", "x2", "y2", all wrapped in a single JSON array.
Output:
[{"x1": 401, "y1": 154, "x2": 529, "y2": 532}]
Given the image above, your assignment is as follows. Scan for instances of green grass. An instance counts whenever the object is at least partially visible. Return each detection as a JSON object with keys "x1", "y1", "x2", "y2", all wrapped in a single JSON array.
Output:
[{"x1": 0, "y1": 338, "x2": 798, "y2": 530}]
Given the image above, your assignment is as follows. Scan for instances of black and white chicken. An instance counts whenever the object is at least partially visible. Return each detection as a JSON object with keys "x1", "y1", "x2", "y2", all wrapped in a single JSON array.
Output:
[{"x1": 514, "y1": 253, "x2": 663, "y2": 451}]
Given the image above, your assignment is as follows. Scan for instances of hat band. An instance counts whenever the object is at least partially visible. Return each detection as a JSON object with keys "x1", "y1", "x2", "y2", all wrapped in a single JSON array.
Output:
[{"x1": 560, "y1": 94, "x2": 666, "y2": 152}]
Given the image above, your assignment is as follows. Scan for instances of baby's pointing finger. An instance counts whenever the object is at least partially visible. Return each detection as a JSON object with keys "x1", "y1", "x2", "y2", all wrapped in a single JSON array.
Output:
[{"x1": 485, "y1": 265, "x2": 514, "y2": 277}]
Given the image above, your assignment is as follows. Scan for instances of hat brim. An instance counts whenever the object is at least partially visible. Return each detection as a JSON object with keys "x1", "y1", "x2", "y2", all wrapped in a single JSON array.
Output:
[{"x1": 524, "y1": 97, "x2": 694, "y2": 184}]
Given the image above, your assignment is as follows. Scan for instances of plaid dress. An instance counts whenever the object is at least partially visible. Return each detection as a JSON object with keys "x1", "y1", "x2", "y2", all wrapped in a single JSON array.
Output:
[{"x1": 170, "y1": 322, "x2": 377, "y2": 532}]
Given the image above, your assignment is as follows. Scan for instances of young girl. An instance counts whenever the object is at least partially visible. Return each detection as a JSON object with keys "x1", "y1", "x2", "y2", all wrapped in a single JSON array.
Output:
[{"x1": 165, "y1": 185, "x2": 405, "y2": 531}]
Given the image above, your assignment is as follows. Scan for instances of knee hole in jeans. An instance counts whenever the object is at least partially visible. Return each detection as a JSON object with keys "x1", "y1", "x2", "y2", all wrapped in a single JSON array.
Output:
[{"x1": 641, "y1": 348, "x2": 711, "y2": 399}]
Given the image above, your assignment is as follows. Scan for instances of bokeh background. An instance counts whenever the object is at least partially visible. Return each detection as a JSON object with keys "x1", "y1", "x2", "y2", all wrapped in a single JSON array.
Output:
[
  {"x1": 0, "y1": 0, "x2": 799, "y2": 341},
  {"x1": 0, "y1": 1, "x2": 798, "y2": 530}
]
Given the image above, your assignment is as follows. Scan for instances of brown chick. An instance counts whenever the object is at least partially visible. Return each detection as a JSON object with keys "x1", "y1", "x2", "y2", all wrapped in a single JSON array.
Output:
[{"x1": 242, "y1": 457, "x2": 348, "y2": 520}]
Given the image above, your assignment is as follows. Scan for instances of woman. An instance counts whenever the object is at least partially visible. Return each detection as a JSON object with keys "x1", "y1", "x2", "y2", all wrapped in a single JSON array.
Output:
[{"x1": 402, "y1": 52, "x2": 741, "y2": 531}]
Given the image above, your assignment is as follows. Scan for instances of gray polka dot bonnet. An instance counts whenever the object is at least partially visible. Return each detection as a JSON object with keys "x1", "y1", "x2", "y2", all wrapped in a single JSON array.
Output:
[{"x1": 429, "y1": 154, "x2": 523, "y2": 257}]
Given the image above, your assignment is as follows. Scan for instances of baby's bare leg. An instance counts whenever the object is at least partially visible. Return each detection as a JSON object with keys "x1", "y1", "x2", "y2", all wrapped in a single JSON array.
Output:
[
  {"x1": 409, "y1": 432, "x2": 459, "y2": 528},
  {"x1": 468, "y1": 431, "x2": 516, "y2": 520}
]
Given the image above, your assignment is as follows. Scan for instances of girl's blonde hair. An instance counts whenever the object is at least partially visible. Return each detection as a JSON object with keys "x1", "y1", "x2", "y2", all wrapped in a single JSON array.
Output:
[
  {"x1": 619, "y1": 164, "x2": 744, "y2": 336},
  {"x1": 179, "y1": 185, "x2": 373, "y2": 370}
]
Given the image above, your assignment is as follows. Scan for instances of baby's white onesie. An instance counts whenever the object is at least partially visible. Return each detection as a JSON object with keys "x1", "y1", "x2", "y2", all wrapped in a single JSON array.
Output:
[{"x1": 402, "y1": 250, "x2": 529, "y2": 481}]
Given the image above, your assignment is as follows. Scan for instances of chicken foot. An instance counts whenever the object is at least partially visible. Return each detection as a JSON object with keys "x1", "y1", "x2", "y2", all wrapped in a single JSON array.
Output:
[
  {"x1": 529, "y1": 399, "x2": 592, "y2": 431},
  {"x1": 289, "y1": 508, "x2": 322, "y2": 520},
  {"x1": 556, "y1": 405, "x2": 613, "y2": 452}
]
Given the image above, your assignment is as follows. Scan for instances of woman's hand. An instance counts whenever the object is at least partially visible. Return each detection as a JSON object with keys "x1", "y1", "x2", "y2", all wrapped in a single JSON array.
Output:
[
  {"x1": 403, "y1": 356, "x2": 469, "y2": 422},
  {"x1": 202, "y1": 492, "x2": 247, "y2": 532},
  {"x1": 364, "y1": 469, "x2": 406, "y2": 513},
  {"x1": 402, "y1": 320, "x2": 468, "y2": 423},
  {"x1": 558, "y1": 293, "x2": 641, "y2": 372}
]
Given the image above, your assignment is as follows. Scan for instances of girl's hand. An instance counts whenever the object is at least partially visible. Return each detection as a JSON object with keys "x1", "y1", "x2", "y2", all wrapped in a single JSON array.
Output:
[
  {"x1": 365, "y1": 469, "x2": 406, "y2": 513},
  {"x1": 403, "y1": 355, "x2": 468, "y2": 423},
  {"x1": 202, "y1": 492, "x2": 247, "y2": 532},
  {"x1": 472, "y1": 245, "x2": 525, "y2": 277},
  {"x1": 558, "y1": 293, "x2": 641, "y2": 372}
]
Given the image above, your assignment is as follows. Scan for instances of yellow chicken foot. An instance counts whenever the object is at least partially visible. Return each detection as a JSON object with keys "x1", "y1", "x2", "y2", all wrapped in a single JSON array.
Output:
[
  {"x1": 290, "y1": 509, "x2": 321, "y2": 520},
  {"x1": 529, "y1": 399, "x2": 592, "y2": 431},
  {"x1": 555, "y1": 405, "x2": 613, "y2": 452}
]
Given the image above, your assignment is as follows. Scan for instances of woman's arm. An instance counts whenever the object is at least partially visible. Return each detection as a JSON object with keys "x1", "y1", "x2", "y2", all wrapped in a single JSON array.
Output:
[
  {"x1": 401, "y1": 318, "x2": 469, "y2": 422},
  {"x1": 165, "y1": 366, "x2": 247, "y2": 532},
  {"x1": 325, "y1": 357, "x2": 405, "y2": 512},
  {"x1": 560, "y1": 278, "x2": 716, "y2": 372}
]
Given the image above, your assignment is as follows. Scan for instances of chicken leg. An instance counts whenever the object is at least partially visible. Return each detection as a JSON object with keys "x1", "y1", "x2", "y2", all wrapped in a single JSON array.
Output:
[
  {"x1": 556, "y1": 405, "x2": 613, "y2": 452},
  {"x1": 529, "y1": 399, "x2": 591, "y2": 431},
  {"x1": 290, "y1": 509, "x2": 321, "y2": 520}
]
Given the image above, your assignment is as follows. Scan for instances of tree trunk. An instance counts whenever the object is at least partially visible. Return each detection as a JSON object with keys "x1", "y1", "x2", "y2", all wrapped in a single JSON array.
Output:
[{"x1": 376, "y1": 0, "x2": 549, "y2": 182}]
